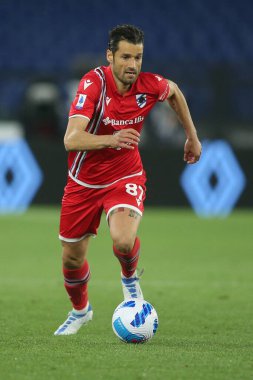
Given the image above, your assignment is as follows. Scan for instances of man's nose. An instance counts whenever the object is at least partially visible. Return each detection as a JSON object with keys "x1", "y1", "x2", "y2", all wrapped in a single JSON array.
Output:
[{"x1": 128, "y1": 58, "x2": 137, "y2": 68}]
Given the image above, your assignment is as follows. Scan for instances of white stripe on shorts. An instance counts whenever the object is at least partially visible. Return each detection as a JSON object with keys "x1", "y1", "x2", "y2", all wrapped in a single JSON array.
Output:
[{"x1": 59, "y1": 232, "x2": 96, "y2": 243}]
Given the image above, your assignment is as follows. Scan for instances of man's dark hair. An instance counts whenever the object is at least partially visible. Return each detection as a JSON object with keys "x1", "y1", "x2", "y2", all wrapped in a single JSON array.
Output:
[{"x1": 108, "y1": 24, "x2": 144, "y2": 54}]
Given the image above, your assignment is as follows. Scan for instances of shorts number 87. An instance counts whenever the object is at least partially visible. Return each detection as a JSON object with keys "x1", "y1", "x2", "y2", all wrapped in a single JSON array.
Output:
[{"x1": 125, "y1": 183, "x2": 144, "y2": 205}]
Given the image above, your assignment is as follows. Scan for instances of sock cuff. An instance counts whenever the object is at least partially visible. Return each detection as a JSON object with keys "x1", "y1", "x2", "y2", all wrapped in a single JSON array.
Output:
[{"x1": 63, "y1": 260, "x2": 90, "y2": 285}]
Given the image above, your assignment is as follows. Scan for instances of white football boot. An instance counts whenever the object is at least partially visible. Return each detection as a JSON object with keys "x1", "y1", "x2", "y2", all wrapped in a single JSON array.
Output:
[
  {"x1": 54, "y1": 304, "x2": 93, "y2": 336},
  {"x1": 121, "y1": 270, "x2": 144, "y2": 300}
]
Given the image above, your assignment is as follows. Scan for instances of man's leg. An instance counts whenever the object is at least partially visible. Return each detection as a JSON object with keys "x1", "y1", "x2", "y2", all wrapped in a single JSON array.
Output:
[
  {"x1": 54, "y1": 237, "x2": 93, "y2": 335},
  {"x1": 109, "y1": 207, "x2": 144, "y2": 299},
  {"x1": 62, "y1": 238, "x2": 91, "y2": 311}
]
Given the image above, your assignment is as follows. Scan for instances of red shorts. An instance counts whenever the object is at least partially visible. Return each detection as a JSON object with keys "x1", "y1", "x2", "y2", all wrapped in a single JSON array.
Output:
[{"x1": 59, "y1": 175, "x2": 146, "y2": 242}]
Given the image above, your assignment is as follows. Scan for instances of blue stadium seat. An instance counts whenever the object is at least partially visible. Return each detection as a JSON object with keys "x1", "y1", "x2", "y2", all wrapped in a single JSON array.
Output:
[{"x1": 1, "y1": 0, "x2": 253, "y2": 70}]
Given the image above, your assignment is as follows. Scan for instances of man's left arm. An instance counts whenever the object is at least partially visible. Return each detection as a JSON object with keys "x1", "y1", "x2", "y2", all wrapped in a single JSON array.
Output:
[{"x1": 167, "y1": 80, "x2": 202, "y2": 164}]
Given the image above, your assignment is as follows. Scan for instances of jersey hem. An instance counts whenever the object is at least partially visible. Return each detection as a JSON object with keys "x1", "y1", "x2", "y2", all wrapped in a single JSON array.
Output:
[{"x1": 68, "y1": 170, "x2": 143, "y2": 189}]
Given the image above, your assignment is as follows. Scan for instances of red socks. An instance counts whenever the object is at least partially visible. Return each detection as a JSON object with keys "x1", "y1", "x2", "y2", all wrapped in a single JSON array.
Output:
[
  {"x1": 63, "y1": 260, "x2": 90, "y2": 310},
  {"x1": 113, "y1": 237, "x2": 140, "y2": 277},
  {"x1": 63, "y1": 238, "x2": 140, "y2": 309}
]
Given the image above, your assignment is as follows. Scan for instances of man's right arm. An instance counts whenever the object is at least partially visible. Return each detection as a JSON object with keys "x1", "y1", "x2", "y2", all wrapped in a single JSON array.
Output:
[{"x1": 64, "y1": 116, "x2": 140, "y2": 151}]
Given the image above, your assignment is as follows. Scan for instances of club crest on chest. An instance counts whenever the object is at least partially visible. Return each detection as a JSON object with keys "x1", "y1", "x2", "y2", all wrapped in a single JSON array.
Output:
[{"x1": 136, "y1": 94, "x2": 147, "y2": 108}]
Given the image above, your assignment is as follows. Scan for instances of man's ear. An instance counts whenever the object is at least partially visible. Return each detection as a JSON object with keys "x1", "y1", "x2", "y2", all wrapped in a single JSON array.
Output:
[{"x1": 106, "y1": 49, "x2": 113, "y2": 64}]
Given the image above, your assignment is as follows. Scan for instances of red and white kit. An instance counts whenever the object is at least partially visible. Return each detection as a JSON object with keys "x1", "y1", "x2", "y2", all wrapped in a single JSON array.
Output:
[{"x1": 60, "y1": 65, "x2": 170, "y2": 241}]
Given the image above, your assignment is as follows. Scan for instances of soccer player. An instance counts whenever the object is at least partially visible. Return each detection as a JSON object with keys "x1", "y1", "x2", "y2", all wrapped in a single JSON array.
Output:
[{"x1": 54, "y1": 24, "x2": 202, "y2": 335}]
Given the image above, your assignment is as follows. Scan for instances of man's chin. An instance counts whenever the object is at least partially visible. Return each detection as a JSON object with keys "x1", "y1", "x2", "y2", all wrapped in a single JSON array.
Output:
[
  {"x1": 126, "y1": 79, "x2": 136, "y2": 85},
  {"x1": 122, "y1": 76, "x2": 137, "y2": 85}
]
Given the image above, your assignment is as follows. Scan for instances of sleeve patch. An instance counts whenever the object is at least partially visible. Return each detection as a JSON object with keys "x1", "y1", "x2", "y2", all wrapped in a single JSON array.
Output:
[{"x1": 75, "y1": 94, "x2": 87, "y2": 109}]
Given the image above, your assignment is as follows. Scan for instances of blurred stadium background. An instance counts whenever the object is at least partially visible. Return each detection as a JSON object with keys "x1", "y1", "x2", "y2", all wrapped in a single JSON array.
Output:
[{"x1": 0, "y1": 0, "x2": 253, "y2": 211}]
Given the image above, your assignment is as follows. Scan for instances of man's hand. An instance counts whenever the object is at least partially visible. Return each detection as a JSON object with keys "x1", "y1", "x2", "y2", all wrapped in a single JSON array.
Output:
[
  {"x1": 184, "y1": 137, "x2": 202, "y2": 164},
  {"x1": 109, "y1": 128, "x2": 140, "y2": 150},
  {"x1": 64, "y1": 117, "x2": 140, "y2": 151}
]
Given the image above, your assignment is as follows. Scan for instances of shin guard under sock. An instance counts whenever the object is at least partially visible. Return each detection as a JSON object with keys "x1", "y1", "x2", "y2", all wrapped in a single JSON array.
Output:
[
  {"x1": 63, "y1": 260, "x2": 90, "y2": 310},
  {"x1": 113, "y1": 237, "x2": 140, "y2": 278}
]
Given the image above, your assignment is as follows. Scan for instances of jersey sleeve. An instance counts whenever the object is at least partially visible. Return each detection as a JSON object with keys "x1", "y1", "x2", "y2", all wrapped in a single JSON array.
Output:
[
  {"x1": 69, "y1": 71, "x2": 101, "y2": 120},
  {"x1": 153, "y1": 74, "x2": 170, "y2": 102}
]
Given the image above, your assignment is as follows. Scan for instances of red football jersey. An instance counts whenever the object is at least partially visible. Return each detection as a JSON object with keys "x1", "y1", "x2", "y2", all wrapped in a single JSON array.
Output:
[{"x1": 68, "y1": 65, "x2": 170, "y2": 187}]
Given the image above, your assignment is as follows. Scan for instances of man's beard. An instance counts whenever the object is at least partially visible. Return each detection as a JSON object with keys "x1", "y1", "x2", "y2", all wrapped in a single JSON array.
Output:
[{"x1": 114, "y1": 69, "x2": 138, "y2": 86}]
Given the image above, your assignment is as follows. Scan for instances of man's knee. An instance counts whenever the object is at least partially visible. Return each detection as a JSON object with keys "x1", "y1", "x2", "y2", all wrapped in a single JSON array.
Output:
[
  {"x1": 61, "y1": 241, "x2": 86, "y2": 269},
  {"x1": 62, "y1": 254, "x2": 84, "y2": 269},
  {"x1": 113, "y1": 235, "x2": 135, "y2": 253}
]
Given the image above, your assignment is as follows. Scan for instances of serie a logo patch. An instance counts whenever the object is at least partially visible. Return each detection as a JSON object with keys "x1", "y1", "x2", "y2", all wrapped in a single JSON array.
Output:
[
  {"x1": 75, "y1": 94, "x2": 87, "y2": 109},
  {"x1": 136, "y1": 94, "x2": 147, "y2": 108}
]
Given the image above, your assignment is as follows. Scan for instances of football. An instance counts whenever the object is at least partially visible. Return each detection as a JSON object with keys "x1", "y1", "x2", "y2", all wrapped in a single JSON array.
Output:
[{"x1": 112, "y1": 299, "x2": 158, "y2": 343}]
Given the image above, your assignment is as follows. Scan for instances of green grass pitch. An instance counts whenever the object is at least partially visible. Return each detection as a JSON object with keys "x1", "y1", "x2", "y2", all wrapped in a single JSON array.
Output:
[{"x1": 0, "y1": 207, "x2": 252, "y2": 380}]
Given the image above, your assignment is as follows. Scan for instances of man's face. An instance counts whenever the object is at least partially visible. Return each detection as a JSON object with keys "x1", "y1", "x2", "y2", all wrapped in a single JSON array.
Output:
[{"x1": 107, "y1": 40, "x2": 143, "y2": 86}]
